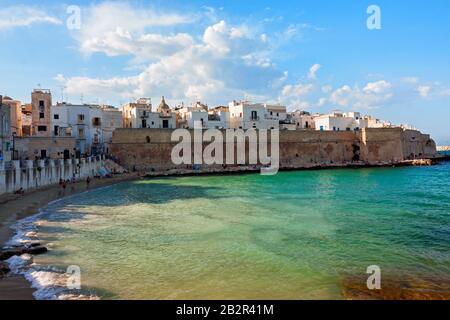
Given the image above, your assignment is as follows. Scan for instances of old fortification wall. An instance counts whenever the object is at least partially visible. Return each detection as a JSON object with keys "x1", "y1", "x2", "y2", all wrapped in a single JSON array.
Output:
[
  {"x1": 110, "y1": 128, "x2": 437, "y2": 172},
  {"x1": 0, "y1": 156, "x2": 105, "y2": 195}
]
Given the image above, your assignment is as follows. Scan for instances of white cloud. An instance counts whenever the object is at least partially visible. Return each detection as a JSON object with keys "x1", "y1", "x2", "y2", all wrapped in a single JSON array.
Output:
[
  {"x1": 281, "y1": 83, "x2": 314, "y2": 97},
  {"x1": 363, "y1": 80, "x2": 392, "y2": 94},
  {"x1": 317, "y1": 97, "x2": 327, "y2": 107},
  {"x1": 329, "y1": 80, "x2": 393, "y2": 109},
  {"x1": 59, "y1": 7, "x2": 286, "y2": 105},
  {"x1": 321, "y1": 85, "x2": 333, "y2": 93},
  {"x1": 76, "y1": 2, "x2": 195, "y2": 58},
  {"x1": 417, "y1": 85, "x2": 431, "y2": 98},
  {"x1": 0, "y1": 6, "x2": 62, "y2": 30},
  {"x1": 308, "y1": 64, "x2": 321, "y2": 80}
]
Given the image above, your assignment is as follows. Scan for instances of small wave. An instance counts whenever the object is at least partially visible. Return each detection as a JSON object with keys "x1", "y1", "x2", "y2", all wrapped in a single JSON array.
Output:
[{"x1": 5, "y1": 196, "x2": 102, "y2": 300}]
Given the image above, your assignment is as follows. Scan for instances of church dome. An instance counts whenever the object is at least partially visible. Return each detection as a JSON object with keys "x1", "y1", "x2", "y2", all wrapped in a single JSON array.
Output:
[{"x1": 157, "y1": 96, "x2": 170, "y2": 112}]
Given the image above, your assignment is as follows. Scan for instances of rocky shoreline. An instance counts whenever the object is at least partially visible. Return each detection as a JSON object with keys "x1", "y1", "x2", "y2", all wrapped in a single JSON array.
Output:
[{"x1": 0, "y1": 172, "x2": 140, "y2": 299}]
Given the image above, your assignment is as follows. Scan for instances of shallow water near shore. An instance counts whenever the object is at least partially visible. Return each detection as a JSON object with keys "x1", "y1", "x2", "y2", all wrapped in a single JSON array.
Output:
[{"x1": 9, "y1": 163, "x2": 450, "y2": 299}]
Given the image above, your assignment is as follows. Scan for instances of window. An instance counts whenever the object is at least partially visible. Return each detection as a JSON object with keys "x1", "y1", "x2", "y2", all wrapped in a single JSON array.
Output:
[
  {"x1": 277, "y1": 113, "x2": 279, "y2": 117},
  {"x1": 270, "y1": 111, "x2": 273, "y2": 116},
  {"x1": 142, "y1": 119, "x2": 147, "y2": 128},
  {"x1": 38, "y1": 100, "x2": 45, "y2": 113},
  {"x1": 333, "y1": 126, "x2": 336, "y2": 131},
  {"x1": 92, "y1": 117, "x2": 101, "y2": 126},
  {"x1": 54, "y1": 125, "x2": 59, "y2": 136},
  {"x1": 320, "y1": 126, "x2": 324, "y2": 131},
  {"x1": 39, "y1": 113, "x2": 45, "y2": 119},
  {"x1": 78, "y1": 114, "x2": 85, "y2": 122},
  {"x1": 251, "y1": 111, "x2": 258, "y2": 120},
  {"x1": 162, "y1": 120, "x2": 169, "y2": 128},
  {"x1": 305, "y1": 121, "x2": 309, "y2": 128},
  {"x1": 54, "y1": 114, "x2": 59, "y2": 120},
  {"x1": 78, "y1": 128, "x2": 85, "y2": 138},
  {"x1": 38, "y1": 126, "x2": 47, "y2": 132}
]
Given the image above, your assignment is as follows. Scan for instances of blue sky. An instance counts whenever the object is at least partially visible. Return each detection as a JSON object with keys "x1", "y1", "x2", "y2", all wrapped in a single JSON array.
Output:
[{"x1": 0, "y1": 0, "x2": 449, "y2": 144}]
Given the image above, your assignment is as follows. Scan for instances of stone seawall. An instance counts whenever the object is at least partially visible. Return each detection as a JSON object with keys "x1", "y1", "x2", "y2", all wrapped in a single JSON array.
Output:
[
  {"x1": 110, "y1": 128, "x2": 437, "y2": 173},
  {"x1": 0, "y1": 156, "x2": 105, "y2": 195}
]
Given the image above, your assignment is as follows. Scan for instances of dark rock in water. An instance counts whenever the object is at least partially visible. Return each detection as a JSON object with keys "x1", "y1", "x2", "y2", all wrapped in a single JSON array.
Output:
[
  {"x1": 0, "y1": 245, "x2": 48, "y2": 260},
  {"x1": 23, "y1": 246, "x2": 48, "y2": 255},
  {"x1": 29, "y1": 242, "x2": 41, "y2": 248},
  {"x1": 0, "y1": 248, "x2": 23, "y2": 261},
  {"x1": 0, "y1": 261, "x2": 11, "y2": 276}
]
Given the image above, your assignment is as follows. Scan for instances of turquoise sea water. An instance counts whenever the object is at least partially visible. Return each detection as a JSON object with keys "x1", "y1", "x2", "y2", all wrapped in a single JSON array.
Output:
[{"x1": 23, "y1": 163, "x2": 450, "y2": 299}]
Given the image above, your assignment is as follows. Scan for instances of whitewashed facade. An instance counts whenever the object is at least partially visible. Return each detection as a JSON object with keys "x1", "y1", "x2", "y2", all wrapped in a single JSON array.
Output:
[
  {"x1": 228, "y1": 101, "x2": 286, "y2": 129},
  {"x1": 314, "y1": 112, "x2": 369, "y2": 132},
  {"x1": 51, "y1": 103, "x2": 122, "y2": 155}
]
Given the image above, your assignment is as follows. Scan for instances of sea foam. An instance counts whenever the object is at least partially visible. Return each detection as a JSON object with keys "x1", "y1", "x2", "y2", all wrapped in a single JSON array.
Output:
[{"x1": 6, "y1": 195, "x2": 101, "y2": 300}]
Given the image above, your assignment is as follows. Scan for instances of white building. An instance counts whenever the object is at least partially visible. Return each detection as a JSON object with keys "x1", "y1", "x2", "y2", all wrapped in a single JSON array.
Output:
[
  {"x1": 228, "y1": 101, "x2": 286, "y2": 129},
  {"x1": 206, "y1": 106, "x2": 230, "y2": 129},
  {"x1": 51, "y1": 103, "x2": 122, "y2": 155},
  {"x1": 314, "y1": 111, "x2": 369, "y2": 132},
  {"x1": 366, "y1": 116, "x2": 392, "y2": 128},
  {"x1": 101, "y1": 105, "x2": 123, "y2": 147},
  {"x1": 176, "y1": 102, "x2": 209, "y2": 129},
  {"x1": 122, "y1": 97, "x2": 176, "y2": 129},
  {"x1": 281, "y1": 110, "x2": 316, "y2": 130}
]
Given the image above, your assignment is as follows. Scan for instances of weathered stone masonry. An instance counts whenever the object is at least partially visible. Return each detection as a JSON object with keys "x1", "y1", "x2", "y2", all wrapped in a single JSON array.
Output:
[{"x1": 111, "y1": 128, "x2": 437, "y2": 172}]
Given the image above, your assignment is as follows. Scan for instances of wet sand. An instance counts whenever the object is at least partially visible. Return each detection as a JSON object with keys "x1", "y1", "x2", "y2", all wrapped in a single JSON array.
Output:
[{"x1": 0, "y1": 173, "x2": 139, "y2": 300}]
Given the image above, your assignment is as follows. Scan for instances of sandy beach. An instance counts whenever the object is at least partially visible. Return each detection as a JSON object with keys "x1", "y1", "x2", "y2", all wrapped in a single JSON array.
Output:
[{"x1": 0, "y1": 172, "x2": 139, "y2": 300}]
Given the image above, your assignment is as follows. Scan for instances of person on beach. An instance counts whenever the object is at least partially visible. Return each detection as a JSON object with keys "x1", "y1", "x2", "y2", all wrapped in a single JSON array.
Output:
[
  {"x1": 62, "y1": 181, "x2": 67, "y2": 192},
  {"x1": 86, "y1": 176, "x2": 91, "y2": 189},
  {"x1": 14, "y1": 188, "x2": 25, "y2": 195}
]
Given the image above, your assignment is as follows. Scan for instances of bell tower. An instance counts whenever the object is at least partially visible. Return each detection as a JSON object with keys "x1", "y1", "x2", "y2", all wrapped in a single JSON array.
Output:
[{"x1": 31, "y1": 89, "x2": 52, "y2": 137}]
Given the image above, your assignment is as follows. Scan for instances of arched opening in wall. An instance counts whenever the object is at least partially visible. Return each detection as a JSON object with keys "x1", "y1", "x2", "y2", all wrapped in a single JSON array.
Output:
[{"x1": 352, "y1": 144, "x2": 360, "y2": 162}]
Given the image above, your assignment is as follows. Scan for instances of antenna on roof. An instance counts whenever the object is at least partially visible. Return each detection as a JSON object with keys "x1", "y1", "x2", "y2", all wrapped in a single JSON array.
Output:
[
  {"x1": 60, "y1": 85, "x2": 66, "y2": 102},
  {"x1": 80, "y1": 93, "x2": 84, "y2": 105}
]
